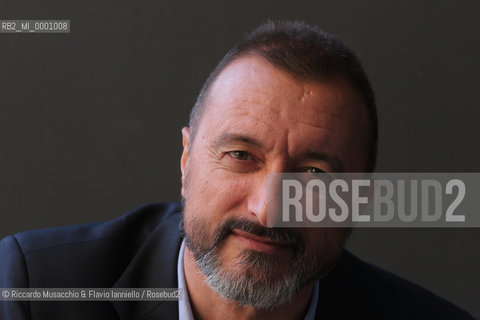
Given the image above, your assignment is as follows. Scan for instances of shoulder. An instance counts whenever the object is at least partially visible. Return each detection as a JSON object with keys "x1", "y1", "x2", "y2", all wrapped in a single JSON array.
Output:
[
  {"x1": 3, "y1": 202, "x2": 182, "y2": 255},
  {"x1": 316, "y1": 250, "x2": 474, "y2": 319},
  {"x1": 0, "y1": 202, "x2": 182, "y2": 287}
]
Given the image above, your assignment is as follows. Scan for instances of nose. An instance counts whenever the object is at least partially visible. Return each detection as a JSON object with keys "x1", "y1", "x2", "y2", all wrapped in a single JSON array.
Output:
[
  {"x1": 247, "y1": 177, "x2": 269, "y2": 226},
  {"x1": 247, "y1": 167, "x2": 286, "y2": 227}
]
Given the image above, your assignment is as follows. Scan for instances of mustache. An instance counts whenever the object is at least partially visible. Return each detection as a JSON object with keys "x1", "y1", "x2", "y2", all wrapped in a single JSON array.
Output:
[{"x1": 211, "y1": 218, "x2": 305, "y2": 255}]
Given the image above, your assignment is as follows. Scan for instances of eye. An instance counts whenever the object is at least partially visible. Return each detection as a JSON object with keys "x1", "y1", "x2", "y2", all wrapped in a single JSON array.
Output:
[
  {"x1": 306, "y1": 167, "x2": 325, "y2": 176},
  {"x1": 228, "y1": 151, "x2": 252, "y2": 161}
]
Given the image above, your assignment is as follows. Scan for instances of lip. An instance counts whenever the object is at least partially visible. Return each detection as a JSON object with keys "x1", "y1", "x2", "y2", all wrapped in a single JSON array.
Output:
[{"x1": 231, "y1": 229, "x2": 291, "y2": 254}]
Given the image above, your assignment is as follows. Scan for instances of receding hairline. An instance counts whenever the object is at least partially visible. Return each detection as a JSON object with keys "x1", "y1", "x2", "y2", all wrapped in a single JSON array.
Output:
[
  {"x1": 191, "y1": 52, "x2": 372, "y2": 141},
  {"x1": 198, "y1": 52, "x2": 355, "y2": 112}
]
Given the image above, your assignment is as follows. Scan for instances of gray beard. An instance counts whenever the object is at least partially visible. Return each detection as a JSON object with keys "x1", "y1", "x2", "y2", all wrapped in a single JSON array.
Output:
[
  {"x1": 194, "y1": 244, "x2": 304, "y2": 309},
  {"x1": 181, "y1": 213, "x2": 325, "y2": 309}
]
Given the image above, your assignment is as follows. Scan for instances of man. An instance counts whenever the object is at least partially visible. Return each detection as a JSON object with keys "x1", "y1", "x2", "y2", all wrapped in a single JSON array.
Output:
[{"x1": 0, "y1": 21, "x2": 473, "y2": 319}]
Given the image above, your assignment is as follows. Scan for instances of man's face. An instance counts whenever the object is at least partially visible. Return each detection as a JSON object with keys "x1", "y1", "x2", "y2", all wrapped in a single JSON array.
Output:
[{"x1": 180, "y1": 55, "x2": 370, "y2": 308}]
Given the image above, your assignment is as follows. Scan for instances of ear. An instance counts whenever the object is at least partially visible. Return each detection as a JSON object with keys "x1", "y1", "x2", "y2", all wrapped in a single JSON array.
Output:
[{"x1": 180, "y1": 127, "x2": 191, "y2": 197}]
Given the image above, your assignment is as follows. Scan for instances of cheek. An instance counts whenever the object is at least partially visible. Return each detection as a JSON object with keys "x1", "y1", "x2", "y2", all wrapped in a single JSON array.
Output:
[
  {"x1": 184, "y1": 169, "x2": 254, "y2": 223},
  {"x1": 189, "y1": 176, "x2": 245, "y2": 204}
]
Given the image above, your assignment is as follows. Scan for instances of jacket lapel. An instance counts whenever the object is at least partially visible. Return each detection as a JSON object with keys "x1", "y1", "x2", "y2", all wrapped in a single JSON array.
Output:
[{"x1": 111, "y1": 204, "x2": 183, "y2": 320}]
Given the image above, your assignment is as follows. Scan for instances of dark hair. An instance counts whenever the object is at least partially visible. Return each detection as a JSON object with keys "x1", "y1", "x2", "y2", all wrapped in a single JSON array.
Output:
[{"x1": 189, "y1": 20, "x2": 378, "y2": 172}]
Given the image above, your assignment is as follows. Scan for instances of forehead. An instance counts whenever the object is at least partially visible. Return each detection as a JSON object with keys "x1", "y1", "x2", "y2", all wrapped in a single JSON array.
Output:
[
  {"x1": 195, "y1": 55, "x2": 370, "y2": 170},
  {"x1": 205, "y1": 57, "x2": 360, "y2": 122}
]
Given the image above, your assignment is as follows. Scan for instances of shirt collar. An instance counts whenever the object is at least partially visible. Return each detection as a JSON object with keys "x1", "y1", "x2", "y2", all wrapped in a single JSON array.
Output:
[{"x1": 177, "y1": 240, "x2": 195, "y2": 320}]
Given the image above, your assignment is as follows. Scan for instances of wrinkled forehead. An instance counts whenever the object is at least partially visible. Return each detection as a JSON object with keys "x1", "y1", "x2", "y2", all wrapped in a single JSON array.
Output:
[{"x1": 199, "y1": 55, "x2": 369, "y2": 132}]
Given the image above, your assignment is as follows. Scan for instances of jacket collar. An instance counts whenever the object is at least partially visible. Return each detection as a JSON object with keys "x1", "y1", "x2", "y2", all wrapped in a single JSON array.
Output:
[{"x1": 111, "y1": 203, "x2": 183, "y2": 320}]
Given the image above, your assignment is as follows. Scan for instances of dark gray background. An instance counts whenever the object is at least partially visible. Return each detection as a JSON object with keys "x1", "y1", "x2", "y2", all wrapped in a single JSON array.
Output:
[{"x1": 1, "y1": 0, "x2": 479, "y2": 317}]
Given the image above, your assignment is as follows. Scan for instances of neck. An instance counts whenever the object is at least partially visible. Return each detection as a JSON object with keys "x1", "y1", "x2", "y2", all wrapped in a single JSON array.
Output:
[{"x1": 183, "y1": 246, "x2": 314, "y2": 320}]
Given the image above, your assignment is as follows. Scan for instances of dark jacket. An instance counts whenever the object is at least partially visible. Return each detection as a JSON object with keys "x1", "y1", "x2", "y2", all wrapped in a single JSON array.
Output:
[{"x1": 0, "y1": 202, "x2": 474, "y2": 319}]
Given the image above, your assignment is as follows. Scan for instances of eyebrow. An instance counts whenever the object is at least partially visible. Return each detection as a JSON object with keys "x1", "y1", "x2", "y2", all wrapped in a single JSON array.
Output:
[
  {"x1": 213, "y1": 132, "x2": 344, "y2": 172},
  {"x1": 300, "y1": 150, "x2": 344, "y2": 172},
  {"x1": 213, "y1": 132, "x2": 265, "y2": 150}
]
